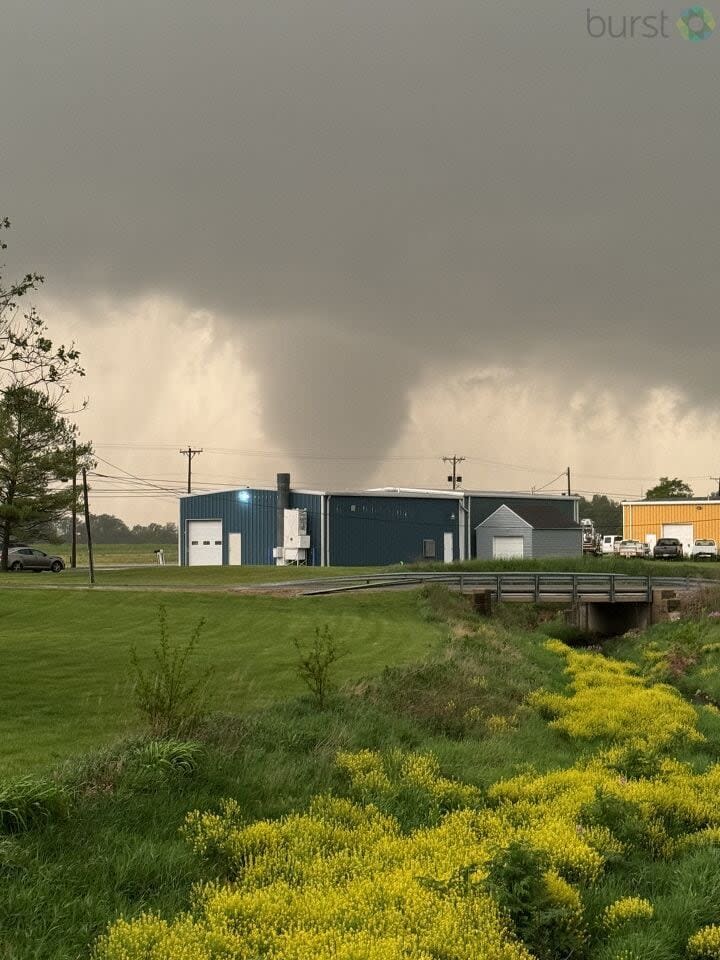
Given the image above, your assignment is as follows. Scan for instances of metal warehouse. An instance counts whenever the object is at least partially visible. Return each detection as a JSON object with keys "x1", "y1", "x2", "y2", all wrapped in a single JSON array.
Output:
[
  {"x1": 623, "y1": 498, "x2": 720, "y2": 556},
  {"x1": 179, "y1": 474, "x2": 580, "y2": 566}
]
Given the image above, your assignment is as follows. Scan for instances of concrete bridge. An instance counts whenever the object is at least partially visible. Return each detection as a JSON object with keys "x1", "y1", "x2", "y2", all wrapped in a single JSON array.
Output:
[{"x1": 265, "y1": 571, "x2": 707, "y2": 635}]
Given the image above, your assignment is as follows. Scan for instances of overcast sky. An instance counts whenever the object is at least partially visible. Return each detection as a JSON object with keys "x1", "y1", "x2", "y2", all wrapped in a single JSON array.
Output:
[{"x1": 3, "y1": 0, "x2": 719, "y2": 523}]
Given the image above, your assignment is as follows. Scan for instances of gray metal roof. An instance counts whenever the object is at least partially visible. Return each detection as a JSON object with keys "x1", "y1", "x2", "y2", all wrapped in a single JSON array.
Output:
[{"x1": 477, "y1": 503, "x2": 580, "y2": 530}]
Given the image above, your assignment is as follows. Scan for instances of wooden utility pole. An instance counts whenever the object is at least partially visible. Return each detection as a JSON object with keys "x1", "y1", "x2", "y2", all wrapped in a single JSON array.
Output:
[
  {"x1": 442, "y1": 456, "x2": 466, "y2": 491},
  {"x1": 82, "y1": 468, "x2": 95, "y2": 586},
  {"x1": 180, "y1": 446, "x2": 203, "y2": 494},
  {"x1": 71, "y1": 439, "x2": 77, "y2": 569},
  {"x1": 566, "y1": 467, "x2": 572, "y2": 497}
]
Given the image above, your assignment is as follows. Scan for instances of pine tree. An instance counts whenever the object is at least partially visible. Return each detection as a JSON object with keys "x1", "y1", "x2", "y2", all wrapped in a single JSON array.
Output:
[{"x1": 0, "y1": 386, "x2": 92, "y2": 570}]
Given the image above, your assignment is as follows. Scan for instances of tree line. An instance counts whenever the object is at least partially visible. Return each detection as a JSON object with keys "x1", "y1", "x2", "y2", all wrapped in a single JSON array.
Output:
[
  {"x1": 576, "y1": 479, "x2": 703, "y2": 536},
  {"x1": 55, "y1": 514, "x2": 178, "y2": 545}
]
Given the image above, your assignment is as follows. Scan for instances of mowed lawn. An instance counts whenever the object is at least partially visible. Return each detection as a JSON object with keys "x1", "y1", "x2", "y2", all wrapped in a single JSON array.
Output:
[{"x1": 0, "y1": 589, "x2": 442, "y2": 774}]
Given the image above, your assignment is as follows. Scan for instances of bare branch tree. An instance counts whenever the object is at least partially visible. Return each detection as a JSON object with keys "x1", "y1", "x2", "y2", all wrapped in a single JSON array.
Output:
[{"x1": 0, "y1": 218, "x2": 84, "y2": 398}]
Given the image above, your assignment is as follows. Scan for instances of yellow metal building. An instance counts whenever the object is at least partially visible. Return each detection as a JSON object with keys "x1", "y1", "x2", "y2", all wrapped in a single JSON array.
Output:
[{"x1": 622, "y1": 499, "x2": 720, "y2": 554}]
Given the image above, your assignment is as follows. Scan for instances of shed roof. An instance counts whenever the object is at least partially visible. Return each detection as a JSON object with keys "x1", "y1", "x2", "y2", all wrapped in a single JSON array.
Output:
[{"x1": 477, "y1": 503, "x2": 580, "y2": 530}]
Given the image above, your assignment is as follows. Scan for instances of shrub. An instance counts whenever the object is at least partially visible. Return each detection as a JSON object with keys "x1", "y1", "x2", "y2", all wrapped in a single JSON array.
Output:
[
  {"x1": 0, "y1": 776, "x2": 67, "y2": 833},
  {"x1": 130, "y1": 738, "x2": 202, "y2": 773},
  {"x1": 122, "y1": 739, "x2": 203, "y2": 789},
  {"x1": 130, "y1": 605, "x2": 212, "y2": 736},
  {"x1": 293, "y1": 625, "x2": 344, "y2": 709},
  {"x1": 603, "y1": 897, "x2": 654, "y2": 929},
  {"x1": 688, "y1": 924, "x2": 720, "y2": 959},
  {"x1": 485, "y1": 841, "x2": 587, "y2": 960},
  {"x1": 580, "y1": 788, "x2": 648, "y2": 853},
  {"x1": 531, "y1": 640, "x2": 702, "y2": 752},
  {"x1": 337, "y1": 748, "x2": 481, "y2": 829}
]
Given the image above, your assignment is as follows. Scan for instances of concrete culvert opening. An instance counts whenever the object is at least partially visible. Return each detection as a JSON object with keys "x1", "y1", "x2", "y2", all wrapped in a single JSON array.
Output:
[{"x1": 577, "y1": 602, "x2": 652, "y2": 638}]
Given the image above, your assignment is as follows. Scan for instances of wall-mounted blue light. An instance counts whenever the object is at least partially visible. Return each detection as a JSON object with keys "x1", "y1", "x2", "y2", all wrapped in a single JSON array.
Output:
[{"x1": 238, "y1": 490, "x2": 251, "y2": 503}]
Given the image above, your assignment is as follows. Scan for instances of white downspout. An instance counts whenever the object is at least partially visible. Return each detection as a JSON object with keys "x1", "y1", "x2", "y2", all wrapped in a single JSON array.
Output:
[
  {"x1": 458, "y1": 498, "x2": 468, "y2": 562},
  {"x1": 467, "y1": 495, "x2": 473, "y2": 560},
  {"x1": 320, "y1": 495, "x2": 326, "y2": 568},
  {"x1": 326, "y1": 494, "x2": 332, "y2": 566}
]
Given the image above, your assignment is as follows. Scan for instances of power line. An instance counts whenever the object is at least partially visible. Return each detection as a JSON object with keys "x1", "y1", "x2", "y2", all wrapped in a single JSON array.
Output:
[
  {"x1": 533, "y1": 470, "x2": 568, "y2": 493},
  {"x1": 91, "y1": 441, "x2": 720, "y2": 487},
  {"x1": 93, "y1": 456, "x2": 181, "y2": 495}
]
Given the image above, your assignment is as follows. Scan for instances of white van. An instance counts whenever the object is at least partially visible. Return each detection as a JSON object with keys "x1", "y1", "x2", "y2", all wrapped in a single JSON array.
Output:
[{"x1": 601, "y1": 535, "x2": 622, "y2": 555}]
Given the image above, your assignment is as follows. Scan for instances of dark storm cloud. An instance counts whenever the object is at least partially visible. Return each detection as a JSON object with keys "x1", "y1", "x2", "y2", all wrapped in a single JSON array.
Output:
[{"x1": 2, "y1": 0, "x2": 719, "y2": 465}]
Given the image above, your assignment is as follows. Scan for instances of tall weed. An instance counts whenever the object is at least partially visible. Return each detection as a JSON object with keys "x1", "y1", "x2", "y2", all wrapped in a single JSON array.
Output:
[
  {"x1": 130, "y1": 605, "x2": 212, "y2": 736},
  {"x1": 0, "y1": 776, "x2": 67, "y2": 833}
]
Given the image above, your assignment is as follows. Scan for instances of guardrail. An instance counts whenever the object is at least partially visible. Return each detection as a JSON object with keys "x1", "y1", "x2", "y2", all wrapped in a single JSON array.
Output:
[{"x1": 256, "y1": 571, "x2": 704, "y2": 601}]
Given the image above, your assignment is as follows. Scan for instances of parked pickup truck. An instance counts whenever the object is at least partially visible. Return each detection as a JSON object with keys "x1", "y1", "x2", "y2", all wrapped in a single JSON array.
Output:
[
  {"x1": 601, "y1": 535, "x2": 622, "y2": 555},
  {"x1": 618, "y1": 539, "x2": 646, "y2": 558},
  {"x1": 653, "y1": 538, "x2": 684, "y2": 560},
  {"x1": 691, "y1": 539, "x2": 718, "y2": 561}
]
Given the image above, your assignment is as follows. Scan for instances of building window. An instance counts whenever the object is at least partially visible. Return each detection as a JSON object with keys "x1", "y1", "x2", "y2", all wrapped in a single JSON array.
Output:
[{"x1": 422, "y1": 539, "x2": 436, "y2": 559}]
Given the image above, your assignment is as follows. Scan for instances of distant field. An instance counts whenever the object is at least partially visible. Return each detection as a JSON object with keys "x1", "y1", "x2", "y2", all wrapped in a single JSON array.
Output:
[
  {"x1": 32, "y1": 541, "x2": 179, "y2": 566},
  {"x1": 0, "y1": 588, "x2": 443, "y2": 773}
]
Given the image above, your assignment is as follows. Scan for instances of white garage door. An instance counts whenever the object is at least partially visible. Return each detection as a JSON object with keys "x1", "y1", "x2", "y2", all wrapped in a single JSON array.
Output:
[
  {"x1": 493, "y1": 536, "x2": 524, "y2": 559},
  {"x1": 662, "y1": 523, "x2": 694, "y2": 556},
  {"x1": 188, "y1": 521, "x2": 223, "y2": 566}
]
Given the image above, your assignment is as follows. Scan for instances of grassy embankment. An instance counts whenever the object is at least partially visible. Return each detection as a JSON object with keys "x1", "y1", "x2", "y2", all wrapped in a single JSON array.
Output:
[{"x1": 4, "y1": 586, "x2": 720, "y2": 958}]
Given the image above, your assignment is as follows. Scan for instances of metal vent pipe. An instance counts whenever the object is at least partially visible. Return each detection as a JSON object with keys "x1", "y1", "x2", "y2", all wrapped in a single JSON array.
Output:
[{"x1": 277, "y1": 473, "x2": 290, "y2": 548}]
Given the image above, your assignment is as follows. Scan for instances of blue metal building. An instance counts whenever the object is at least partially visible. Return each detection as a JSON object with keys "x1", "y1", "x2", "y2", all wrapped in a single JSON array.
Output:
[{"x1": 179, "y1": 475, "x2": 580, "y2": 567}]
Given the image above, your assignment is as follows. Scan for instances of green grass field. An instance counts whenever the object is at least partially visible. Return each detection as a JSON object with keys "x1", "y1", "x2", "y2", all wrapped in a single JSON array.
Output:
[
  {"x1": 5, "y1": 585, "x2": 720, "y2": 958},
  {"x1": 0, "y1": 589, "x2": 443, "y2": 773}
]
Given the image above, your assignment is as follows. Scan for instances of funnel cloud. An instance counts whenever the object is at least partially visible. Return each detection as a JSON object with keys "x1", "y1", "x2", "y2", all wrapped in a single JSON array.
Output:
[{"x1": 2, "y1": 0, "x2": 719, "y2": 519}]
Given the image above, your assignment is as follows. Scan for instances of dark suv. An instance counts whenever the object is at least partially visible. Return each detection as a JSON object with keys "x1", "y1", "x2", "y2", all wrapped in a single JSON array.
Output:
[{"x1": 653, "y1": 538, "x2": 684, "y2": 560}]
